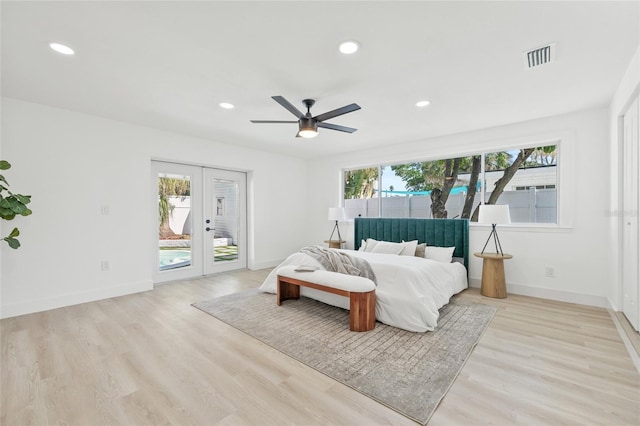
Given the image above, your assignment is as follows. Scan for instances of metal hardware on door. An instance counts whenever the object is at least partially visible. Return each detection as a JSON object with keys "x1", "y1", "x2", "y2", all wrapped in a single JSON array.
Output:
[
  {"x1": 206, "y1": 227, "x2": 214, "y2": 232},
  {"x1": 205, "y1": 219, "x2": 211, "y2": 224}
]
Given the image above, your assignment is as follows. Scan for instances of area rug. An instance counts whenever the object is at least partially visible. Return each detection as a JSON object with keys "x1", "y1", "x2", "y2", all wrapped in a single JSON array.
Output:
[{"x1": 193, "y1": 290, "x2": 497, "y2": 425}]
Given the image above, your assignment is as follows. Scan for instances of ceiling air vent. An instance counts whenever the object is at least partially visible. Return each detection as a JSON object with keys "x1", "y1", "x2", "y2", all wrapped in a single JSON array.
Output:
[{"x1": 524, "y1": 43, "x2": 556, "y2": 69}]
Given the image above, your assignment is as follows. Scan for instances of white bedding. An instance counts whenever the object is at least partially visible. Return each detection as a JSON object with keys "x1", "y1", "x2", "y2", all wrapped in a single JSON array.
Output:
[{"x1": 258, "y1": 249, "x2": 468, "y2": 332}]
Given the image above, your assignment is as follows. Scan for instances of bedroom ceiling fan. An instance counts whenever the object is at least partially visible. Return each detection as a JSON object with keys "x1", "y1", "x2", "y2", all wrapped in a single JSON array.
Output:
[{"x1": 250, "y1": 96, "x2": 361, "y2": 138}]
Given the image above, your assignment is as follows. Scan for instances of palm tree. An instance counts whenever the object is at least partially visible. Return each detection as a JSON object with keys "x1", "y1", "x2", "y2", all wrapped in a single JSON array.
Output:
[
  {"x1": 344, "y1": 168, "x2": 378, "y2": 199},
  {"x1": 158, "y1": 177, "x2": 190, "y2": 238},
  {"x1": 527, "y1": 145, "x2": 557, "y2": 166}
]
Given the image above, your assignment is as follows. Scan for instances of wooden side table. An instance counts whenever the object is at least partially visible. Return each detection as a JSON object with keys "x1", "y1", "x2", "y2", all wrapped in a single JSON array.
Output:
[
  {"x1": 324, "y1": 240, "x2": 346, "y2": 249},
  {"x1": 474, "y1": 252, "x2": 513, "y2": 299}
]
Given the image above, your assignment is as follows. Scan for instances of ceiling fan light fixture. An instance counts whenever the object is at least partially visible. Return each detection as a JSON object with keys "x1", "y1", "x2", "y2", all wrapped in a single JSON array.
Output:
[
  {"x1": 298, "y1": 129, "x2": 318, "y2": 138},
  {"x1": 298, "y1": 118, "x2": 318, "y2": 138},
  {"x1": 250, "y1": 96, "x2": 359, "y2": 138}
]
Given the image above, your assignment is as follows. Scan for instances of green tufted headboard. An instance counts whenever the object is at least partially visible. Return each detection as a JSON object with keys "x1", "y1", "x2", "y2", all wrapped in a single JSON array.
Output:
[{"x1": 354, "y1": 218, "x2": 470, "y2": 270}]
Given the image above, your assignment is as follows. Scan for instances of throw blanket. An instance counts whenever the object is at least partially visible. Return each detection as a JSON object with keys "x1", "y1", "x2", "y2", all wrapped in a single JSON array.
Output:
[{"x1": 299, "y1": 245, "x2": 377, "y2": 284}]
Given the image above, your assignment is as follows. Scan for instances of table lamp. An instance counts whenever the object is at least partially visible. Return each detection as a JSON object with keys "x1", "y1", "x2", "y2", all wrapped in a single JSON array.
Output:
[
  {"x1": 478, "y1": 204, "x2": 511, "y2": 256},
  {"x1": 328, "y1": 207, "x2": 346, "y2": 242}
]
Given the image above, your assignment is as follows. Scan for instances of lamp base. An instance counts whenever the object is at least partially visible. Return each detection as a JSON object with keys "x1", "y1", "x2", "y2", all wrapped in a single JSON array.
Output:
[
  {"x1": 480, "y1": 224, "x2": 504, "y2": 256},
  {"x1": 328, "y1": 220, "x2": 342, "y2": 242}
]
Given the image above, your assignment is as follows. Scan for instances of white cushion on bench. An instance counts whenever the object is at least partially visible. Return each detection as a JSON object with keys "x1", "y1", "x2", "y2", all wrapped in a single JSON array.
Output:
[{"x1": 277, "y1": 265, "x2": 375, "y2": 293}]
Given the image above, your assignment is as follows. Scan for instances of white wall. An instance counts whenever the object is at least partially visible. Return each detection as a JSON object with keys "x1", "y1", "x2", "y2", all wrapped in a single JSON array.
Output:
[
  {"x1": 1, "y1": 88, "x2": 632, "y2": 317},
  {"x1": 0, "y1": 98, "x2": 311, "y2": 318},
  {"x1": 308, "y1": 108, "x2": 612, "y2": 307},
  {"x1": 609, "y1": 45, "x2": 640, "y2": 311}
]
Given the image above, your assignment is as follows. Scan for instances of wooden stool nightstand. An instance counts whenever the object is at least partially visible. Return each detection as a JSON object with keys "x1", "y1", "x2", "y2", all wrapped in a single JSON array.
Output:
[{"x1": 474, "y1": 252, "x2": 513, "y2": 298}]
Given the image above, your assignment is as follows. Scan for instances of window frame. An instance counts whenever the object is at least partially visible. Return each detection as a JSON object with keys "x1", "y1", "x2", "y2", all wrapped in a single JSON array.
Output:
[{"x1": 341, "y1": 133, "x2": 571, "y2": 229}]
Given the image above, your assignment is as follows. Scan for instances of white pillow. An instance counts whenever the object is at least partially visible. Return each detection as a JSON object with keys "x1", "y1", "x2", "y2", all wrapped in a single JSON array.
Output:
[
  {"x1": 425, "y1": 246, "x2": 455, "y2": 263},
  {"x1": 358, "y1": 239, "x2": 367, "y2": 251},
  {"x1": 370, "y1": 241, "x2": 405, "y2": 255},
  {"x1": 400, "y1": 240, "x2": 419, "y2": 256},
  {"x1": 363, "y1": 238, "x2": 379, "y2": 252}
]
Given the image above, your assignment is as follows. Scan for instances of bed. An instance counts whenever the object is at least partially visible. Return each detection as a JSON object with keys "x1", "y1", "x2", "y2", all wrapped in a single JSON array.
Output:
[{"x1": 259, "y1": 218, "x2": 469, "y2": 332}]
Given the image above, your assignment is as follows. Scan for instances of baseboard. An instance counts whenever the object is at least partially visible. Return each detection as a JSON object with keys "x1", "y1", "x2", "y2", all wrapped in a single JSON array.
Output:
[
  {"x1": 468, "y1": 278, "x2": 608, "y2": 308},
  {"x1": 249, "y1": 258, "x2": 284, "y2": 271},
  {"x1": 0, "y1": 280, "x2": 153, "y2": 319},
  {"x1": 608, "y1": 307, "x2": 640, "y2": 374}
]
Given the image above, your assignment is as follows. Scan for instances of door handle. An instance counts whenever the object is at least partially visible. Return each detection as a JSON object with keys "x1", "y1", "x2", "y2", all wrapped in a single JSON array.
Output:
[{"x1": 206, "y1": 227, "x2": 214, "y2": 232}]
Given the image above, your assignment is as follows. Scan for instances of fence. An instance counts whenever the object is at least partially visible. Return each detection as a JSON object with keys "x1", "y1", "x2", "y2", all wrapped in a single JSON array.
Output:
[
  {"x1": 166, "y1": 183, "x2": 238, "y2": 244},
  {"x1": 344, "y1": 188, "x2": 556, "y2": 223}
]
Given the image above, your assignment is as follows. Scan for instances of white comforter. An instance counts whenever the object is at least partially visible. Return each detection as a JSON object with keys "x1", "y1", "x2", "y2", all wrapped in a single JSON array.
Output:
[{"x1": 258, "y1": 249, "x2": 468, "y2": 332}]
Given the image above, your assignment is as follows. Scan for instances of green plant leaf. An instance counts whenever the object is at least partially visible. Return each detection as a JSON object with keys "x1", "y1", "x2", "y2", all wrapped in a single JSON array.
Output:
[
  {"x1": 9, "y1": 202, "x2": 27, "y2": 214},
  {"x1": 4, "y1": 237, "x2": 20, "y2": 249},
  {"x1": 0, "y1": 210, "x2": 16, "y2": 220},
  {"x1": 14, "y1": 194, "x2": 31, "y2": 204},
  {"x1": 0, "y1": 161, "x2": 30, "y2": 248}
]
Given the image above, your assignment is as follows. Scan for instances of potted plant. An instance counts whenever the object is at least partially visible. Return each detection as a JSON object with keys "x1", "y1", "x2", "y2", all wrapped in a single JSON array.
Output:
[{"x1": 0, "y1": 160, "x2": 32, "y2": 248}]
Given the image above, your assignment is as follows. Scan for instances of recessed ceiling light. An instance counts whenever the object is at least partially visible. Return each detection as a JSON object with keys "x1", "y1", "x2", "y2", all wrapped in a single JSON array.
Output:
[
  {"x1": 339, "y1": 41, "x2": 359, "y2": 55},
  {"x1": 219, "y1": 102, "x2": 235, "y2": 109},
  {"x1": 415, "y1": 100, "x2": 431, "y2": 107},
  {"x1": 49, "y1": 43, "x2": 74, "y2": 55}
]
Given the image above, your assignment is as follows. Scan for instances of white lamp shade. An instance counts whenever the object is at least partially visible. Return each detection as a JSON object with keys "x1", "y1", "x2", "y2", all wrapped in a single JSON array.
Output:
[
  {"x1": 478, "y1": 204, "x2": 511, "y2": 225},
  {"x1": 328, "y1": 207, "x2": 346, "y2": 221}
]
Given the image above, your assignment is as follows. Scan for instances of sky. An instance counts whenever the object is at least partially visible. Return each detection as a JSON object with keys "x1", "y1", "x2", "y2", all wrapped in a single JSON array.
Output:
[{"x1": 380, "y1": 166, "x2": 408, "y2": 193}]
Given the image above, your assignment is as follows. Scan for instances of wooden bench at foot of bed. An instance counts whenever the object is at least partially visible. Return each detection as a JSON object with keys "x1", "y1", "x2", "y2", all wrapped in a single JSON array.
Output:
[{"x1": 276, "y1": 266, "x2": 376, "y2": 332}]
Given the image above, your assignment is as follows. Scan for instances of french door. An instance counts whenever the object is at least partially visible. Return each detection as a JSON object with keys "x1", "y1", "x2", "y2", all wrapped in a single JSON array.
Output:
[
  {"x1": 203, "y1": 167, "x2": 247, "y2": 274},
  {"x1": 152, "y1": 161, "x2": 247, "y2": 283}
]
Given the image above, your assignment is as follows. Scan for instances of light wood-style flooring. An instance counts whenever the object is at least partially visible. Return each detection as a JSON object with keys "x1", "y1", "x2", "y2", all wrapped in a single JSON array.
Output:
[{"x1": 2, "y1": 269, "x2": 639, "y2": 425}]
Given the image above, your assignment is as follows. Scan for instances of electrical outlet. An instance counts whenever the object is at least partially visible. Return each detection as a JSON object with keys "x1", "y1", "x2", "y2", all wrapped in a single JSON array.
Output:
[
  {"x1": 101, "y1": 205, "x2": 110, "y2": 215},
  {"x1": 545, "y1": 266, "x2": 555, "y2": 277},
  {"x1": 101, "y1": 260, "x2": 110, "y2": 271}
]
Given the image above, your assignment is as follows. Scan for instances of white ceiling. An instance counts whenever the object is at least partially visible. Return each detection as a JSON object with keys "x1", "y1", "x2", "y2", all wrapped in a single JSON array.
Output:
[{"x1": 2, "y1": 1, "x2": 638, "y2": 159}]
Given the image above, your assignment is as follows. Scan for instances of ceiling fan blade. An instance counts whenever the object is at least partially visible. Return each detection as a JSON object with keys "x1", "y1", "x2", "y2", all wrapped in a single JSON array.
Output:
[
  {"x1": 250, "y1": 120, "x2": 298, "y2": 123},
  {"x1": 317, "y1": 122, "x2": 358, "y2": 133},
  {"x1": 272, "y1": 96, "x2": 304, "y2": 119},
  {"x1": 314, "y1": 103, "x2": 361, "y2": 122}
]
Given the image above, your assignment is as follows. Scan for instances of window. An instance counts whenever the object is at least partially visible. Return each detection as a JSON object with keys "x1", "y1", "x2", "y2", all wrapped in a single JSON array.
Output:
[
  {"x1": 380, "y1": 156, "x2": 481, "y2": 219},
  {"x1": 343, "y1": 144, "x2": 558, "y2": 224},
  {"x1": 515, "y1": 185, "x2": 555, "y2": 190},
  {"x1": 343, "y1": 167, "x2": 379, "y2": 218},
  {"x1": 484, "y1": 146, "x2": 557, "y2": 223},
  {"x1": 216, "y1": 197, "x2": 225, "y2": 216}
]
